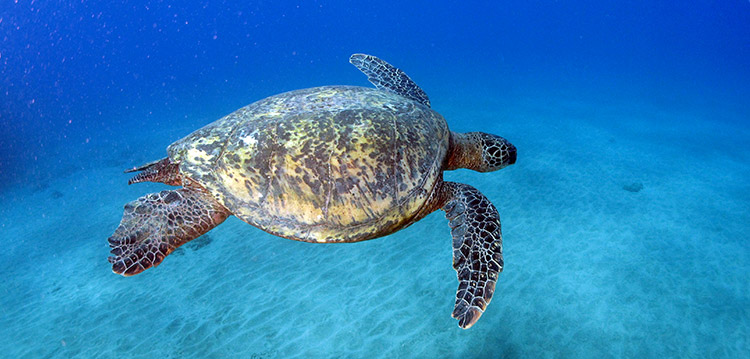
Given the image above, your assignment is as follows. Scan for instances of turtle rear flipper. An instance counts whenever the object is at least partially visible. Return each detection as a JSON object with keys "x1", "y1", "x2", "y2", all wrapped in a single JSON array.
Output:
[
  {"x1": 108, "y1": 187, "x2": 230, "y2": 276},
  {"x1": 125, "y1": 157, "x2": 181, "y2": 186},
  {"x1": 441, "y1": 182, "x2": 504, "y2": 329}
]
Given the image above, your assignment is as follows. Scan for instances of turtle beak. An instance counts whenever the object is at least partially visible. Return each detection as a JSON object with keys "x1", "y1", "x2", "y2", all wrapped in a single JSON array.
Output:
[{"x1": 507, "y1": 143, "x2": 517, "y2": 165}]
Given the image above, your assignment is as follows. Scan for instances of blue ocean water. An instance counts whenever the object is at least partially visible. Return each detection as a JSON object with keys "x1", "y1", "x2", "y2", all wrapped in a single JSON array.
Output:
[{"x1": 1, "y1": 1, "x2": 749, "y2": 357}]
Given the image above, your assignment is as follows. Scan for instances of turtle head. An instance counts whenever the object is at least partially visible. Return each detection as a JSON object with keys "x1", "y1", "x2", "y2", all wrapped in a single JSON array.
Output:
[{"x1": 445, "y1": 132, "x2": 516, "y2": 172}]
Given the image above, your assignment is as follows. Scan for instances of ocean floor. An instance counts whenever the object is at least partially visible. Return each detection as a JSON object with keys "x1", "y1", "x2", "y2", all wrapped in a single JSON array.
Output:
[{"x1": 1, "y1": 91, "x2": 748, "y2": 358}]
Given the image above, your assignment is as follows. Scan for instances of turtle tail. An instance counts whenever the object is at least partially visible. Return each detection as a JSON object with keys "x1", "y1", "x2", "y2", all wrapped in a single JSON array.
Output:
[{"x1": 125, "y1": 157, "x2": 182, "y2": 186}]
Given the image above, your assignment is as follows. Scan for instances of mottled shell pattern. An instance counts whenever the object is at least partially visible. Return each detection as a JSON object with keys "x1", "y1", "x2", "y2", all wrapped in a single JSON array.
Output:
[{"x1": 167, "y1": 85, "x2": 450, "y2": 243}]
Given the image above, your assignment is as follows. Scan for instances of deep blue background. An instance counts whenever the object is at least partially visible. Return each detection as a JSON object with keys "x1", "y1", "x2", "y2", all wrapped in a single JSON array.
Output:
[
  {"x1": 1, "y1": 2, "x2": 749, "y2": 357},
  {"x1": 1, "y1": 0, "x2": 748, "y2": 187}
]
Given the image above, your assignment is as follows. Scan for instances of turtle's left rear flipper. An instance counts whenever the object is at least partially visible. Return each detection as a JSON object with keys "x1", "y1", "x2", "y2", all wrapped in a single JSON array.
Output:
[
  {"x1": 441, "y1": 182, "x2": 504, "y2": 329},
  {"x1": 108, "y1": 187, "x2": 230, "y2": 276},
  {"x1": 125, "y1": 157, "x2": 181, "y2": 186}
]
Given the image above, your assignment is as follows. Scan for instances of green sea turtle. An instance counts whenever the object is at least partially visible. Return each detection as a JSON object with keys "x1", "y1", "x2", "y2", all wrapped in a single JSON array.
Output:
[{"x1": 108, "y1": 54, "x2": 516, "y2": 329}]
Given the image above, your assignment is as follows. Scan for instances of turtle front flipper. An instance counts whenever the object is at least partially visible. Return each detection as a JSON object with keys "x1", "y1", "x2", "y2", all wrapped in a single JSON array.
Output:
[
  {"x1": 349, "y1": 53, "x2": 431, "y2": 107},
  {"x1": 440, "y1": 182, "x2": 504, "y2": 329},
  {"x1": 108, "y1": 187, "x2": 230, "y2": 276}
]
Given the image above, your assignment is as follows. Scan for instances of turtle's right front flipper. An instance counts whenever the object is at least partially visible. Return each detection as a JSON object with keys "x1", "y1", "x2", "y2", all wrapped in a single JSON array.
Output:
[
  {"x1": 108, "y1": 187, "x2": 230, "y2": 276},
  {"x1": 441, "y1": 182, "x2": 504, "y2": 329}
]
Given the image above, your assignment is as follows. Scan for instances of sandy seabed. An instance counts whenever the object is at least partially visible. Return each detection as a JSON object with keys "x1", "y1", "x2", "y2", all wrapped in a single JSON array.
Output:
[{"x1": 1, "y1": 92, "x2": 748, "y2": 358}]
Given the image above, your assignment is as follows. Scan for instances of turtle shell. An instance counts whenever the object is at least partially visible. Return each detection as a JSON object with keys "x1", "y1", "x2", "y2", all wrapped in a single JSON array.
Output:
[{"x1": 167, "y1": 85, "x2": 450, "y2": 242}]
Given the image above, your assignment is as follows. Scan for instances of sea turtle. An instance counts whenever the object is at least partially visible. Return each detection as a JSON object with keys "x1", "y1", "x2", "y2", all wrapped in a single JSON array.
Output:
[{"x1": 108, "y1": 54, "x2": 517, "y2": 329}]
